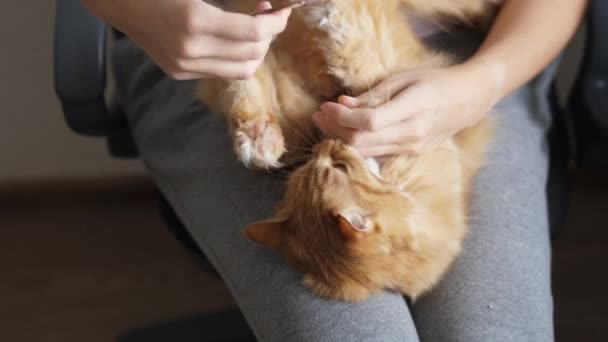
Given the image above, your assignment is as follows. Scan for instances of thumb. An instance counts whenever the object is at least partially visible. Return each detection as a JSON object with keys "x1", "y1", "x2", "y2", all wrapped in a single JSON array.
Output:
[
  {"x1": 338, "y1": 95, "x2": 358, "y2": 108},
  {"x1": 354, "y1": 74, "x2": 416, "y2": 108},
  {"x1": 254, "y1": 1, "x2": 273, "y2": 13}
]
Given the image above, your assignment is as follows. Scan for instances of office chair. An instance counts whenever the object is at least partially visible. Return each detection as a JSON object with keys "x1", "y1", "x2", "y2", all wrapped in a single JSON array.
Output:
[{"x1": 53, "y1": 0, "x2": 607, "y2": 340}]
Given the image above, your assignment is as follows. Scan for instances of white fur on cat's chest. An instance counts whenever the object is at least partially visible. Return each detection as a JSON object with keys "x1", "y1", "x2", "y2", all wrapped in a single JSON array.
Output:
[{"x1": 365, "y1": 158, "x2": 382, "y2": 178}]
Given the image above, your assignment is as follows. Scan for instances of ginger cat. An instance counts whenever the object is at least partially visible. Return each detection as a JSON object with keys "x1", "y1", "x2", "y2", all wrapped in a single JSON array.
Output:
[{"x1": 198, "y1": 0, "x2": 496, "y2": 301}]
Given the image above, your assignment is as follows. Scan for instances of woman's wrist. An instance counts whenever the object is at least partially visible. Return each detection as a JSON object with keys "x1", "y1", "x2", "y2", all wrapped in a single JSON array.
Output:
[
  {"x1": 458, "y1": 58, "x2": 507, "y2": 109},
  {"x1": 437, "y1": 60, "x2": 505, "y2": 129}
]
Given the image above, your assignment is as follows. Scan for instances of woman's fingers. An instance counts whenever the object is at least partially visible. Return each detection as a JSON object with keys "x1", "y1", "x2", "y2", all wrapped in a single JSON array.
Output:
[
  {"x1": 319, "y1": 95, "x2": 411, "y2": 132},
  {"x1": 318, "y1": 112, "x2": 427, "y2": 156},
  {"x1": 206, "y1": 7, "x2": 292, "y2": 42},
  {"x1": 322, "y1": 83, "x2": 436, "y2": 131},
  {"x1": 313, "y1": 112, "x2": 358, "y2": 142},
  {"x1": 354, "y1": 74, "x2": 416, "y2": 107},
  {"x1": 316, "y1": 95, "x2": 435, "y2": 158},
  {"x1": 357, "y1": 142, "x2": 428, "y2": 158},
  {"x1": 254, "y1": 1, "x2": 273, "y2": 13},
  {"x1": 156, "y1": 1, "x2": 289, "y2": 79},
  {"x1": 176, "y1": 34, "x2": 273, "y2": 61},
  {"x1": 313, "y1": 109, "x2": 426, "y2": 157},
  {"x1": 318, "y1": 102, "x2": 366, "y2": 128},
  {"x1": 348, "y1": 120, "x2": 424, "y2": 148},
  {"x1": 164, "y1": 56, "x2": 266, "y2": 80},
  {"x1": 337, "y1": 95, "x2": 358, "y2": 108},
  {"x1": 356, "y1": 144, "x2": 404, "y2": 158}
]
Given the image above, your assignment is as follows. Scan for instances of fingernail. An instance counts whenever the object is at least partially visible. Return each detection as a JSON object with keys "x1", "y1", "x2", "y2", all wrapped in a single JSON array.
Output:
[
  {"x1": 319, "y1": 103, "x2": 331, "y2": 111},
  {"x1": 339, "y1": 96, "x2": 358, "y2": 108}
]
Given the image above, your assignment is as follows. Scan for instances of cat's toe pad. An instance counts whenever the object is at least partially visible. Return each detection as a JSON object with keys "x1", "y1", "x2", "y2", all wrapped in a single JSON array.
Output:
[{"x1": 234, "y1": 120, "x2": 285, "y2": 169}]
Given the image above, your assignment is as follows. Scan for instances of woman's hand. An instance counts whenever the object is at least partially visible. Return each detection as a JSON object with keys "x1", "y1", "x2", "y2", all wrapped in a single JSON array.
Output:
[
  {"x1": 312, "y1": 0, "x2": 587, "y2": 158},
  {"x1": 83, "y1": 0, "x2": 291, "y2": 80},
  {"x1": 312, "y1": 62, "x2": 503, "y2": 157}
]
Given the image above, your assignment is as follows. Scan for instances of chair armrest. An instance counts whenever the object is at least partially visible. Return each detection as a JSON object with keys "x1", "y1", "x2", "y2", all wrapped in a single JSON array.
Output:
[
  {"x1": 568, "y1": 0, "x2": 608, "y2": 166},
  {"x1": 578, "y1": 0, "x2": 608, "y2": 127},
  {"x1": 53, "y1": 0, "x2": 109, "y2": 136}
]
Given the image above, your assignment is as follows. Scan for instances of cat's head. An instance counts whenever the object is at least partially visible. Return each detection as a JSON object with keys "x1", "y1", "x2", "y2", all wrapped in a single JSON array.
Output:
[{"x1": 244, "y1": 139, "x2": 417, "y2": 300}]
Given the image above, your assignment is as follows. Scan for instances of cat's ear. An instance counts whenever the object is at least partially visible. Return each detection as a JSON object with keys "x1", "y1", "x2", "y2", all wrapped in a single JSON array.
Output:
[
  {"x1": 336, "y1": 209, "x2": 374, "y2": 241},
  {"x1": 244, "y1": 218, "x2": 284, "y2": 248}
]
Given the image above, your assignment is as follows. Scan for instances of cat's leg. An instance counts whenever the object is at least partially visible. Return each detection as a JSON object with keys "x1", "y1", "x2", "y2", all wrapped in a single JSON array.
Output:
[
  {"x1": 198, "y1": 62, "x2": 286, "y2": 170},
  {"x1": 230, "y1": 96, "x2": 286, "y2": 170}
]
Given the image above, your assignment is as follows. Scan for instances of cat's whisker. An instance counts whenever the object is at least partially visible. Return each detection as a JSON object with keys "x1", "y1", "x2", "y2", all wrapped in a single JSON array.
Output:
[
  {"x1": 281, "y1": 155, "x2": 312, "y2": 163},
  {"x1": 285, "y1": 121, "x2": 316, "y2": 146},
  {"x1": 265, "y1": 166, "x2": 313, "y2": 178},
  {"x1": 260, "y1": 178, "x2": 288, "y2": 185},
  {"x1": 284, "y1": 158, "x2": 313, "y2": 165},
  {"x1": 344, "y1": 87, "x2": 352, "y2": 97},
  {"x1": 282, "y1": 155, "x2": 312, "y2": 162},
  {"x1": 314, "y1": 129, "x2": 325, "y2": 142},
  {"x1": 284, "y1": 172, "x2": 315, "y2": 180},
  {"x1": 287, "y1": 146, "x2": 315, "y2": 153},
  {"x1": 280, "y1": 159, "x2": 312, "y2": 166}
]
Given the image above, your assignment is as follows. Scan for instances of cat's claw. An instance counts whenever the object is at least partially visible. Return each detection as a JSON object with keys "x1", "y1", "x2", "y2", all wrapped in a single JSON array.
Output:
[{"x1": 234, "y1": 120, "x2": 286, "y2": 169}]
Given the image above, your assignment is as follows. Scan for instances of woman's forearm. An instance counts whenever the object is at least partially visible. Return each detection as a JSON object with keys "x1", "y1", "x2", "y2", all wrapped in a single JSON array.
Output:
[{"x1": 465, "y1": 0, "x2": 588, "y2": 104}]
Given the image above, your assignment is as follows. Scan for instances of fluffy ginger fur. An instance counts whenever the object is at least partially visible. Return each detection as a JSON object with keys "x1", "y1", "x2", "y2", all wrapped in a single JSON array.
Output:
[{"x1": 197, "y1": 0, "x2": 495, "y2": 301}]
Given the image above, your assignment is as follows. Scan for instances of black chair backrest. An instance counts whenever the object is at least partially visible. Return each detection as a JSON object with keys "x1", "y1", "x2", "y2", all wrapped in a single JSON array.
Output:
[
  {"x1": 54, "y1": 0, "x2": 137, "y2": 157},
  {"x1": 54, "y1": 0, "x2": 109, "y2": 136}
]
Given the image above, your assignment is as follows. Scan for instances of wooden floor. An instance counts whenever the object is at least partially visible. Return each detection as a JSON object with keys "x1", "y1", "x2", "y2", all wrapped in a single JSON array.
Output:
[{"x1": 0, "y1": 171, "x2": 606, "y2": 342}]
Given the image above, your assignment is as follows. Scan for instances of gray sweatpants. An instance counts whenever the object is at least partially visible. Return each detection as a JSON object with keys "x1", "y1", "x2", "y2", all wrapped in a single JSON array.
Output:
[{"x1": 113, "y1": 33, "x2": 556, "y2": 341}]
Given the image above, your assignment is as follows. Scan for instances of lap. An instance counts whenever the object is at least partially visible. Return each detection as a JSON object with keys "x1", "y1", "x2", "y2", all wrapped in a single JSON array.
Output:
[
  {"x1": 113, "y1": 40, "x2": 419, "y2": 342},
  {"x1": 113, "y1": 39, "x2": 556, "y2": 342},
  {"x1": 414, "y1": 75, "x2": 556, "y2": 342}
]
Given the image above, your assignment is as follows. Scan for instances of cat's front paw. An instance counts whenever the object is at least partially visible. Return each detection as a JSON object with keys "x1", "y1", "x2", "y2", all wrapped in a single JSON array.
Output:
[{"x1": 234, "y1": 119, "x2": 286, "y2": 169}]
